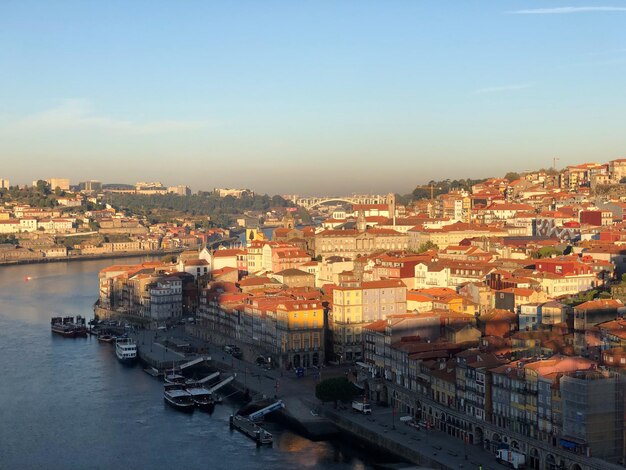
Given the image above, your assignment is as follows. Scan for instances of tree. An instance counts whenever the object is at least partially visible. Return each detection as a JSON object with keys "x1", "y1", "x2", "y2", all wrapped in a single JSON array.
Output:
[
  {"x1": 0, "y1": 234, "x2": 18, "y2": 245},
  {"x1": 504, "y1": 172, "x2": 520, "y2": 182},
  {"x1": 537, "y1": 246, "x2": 563, "y2": 258},
  {"x1": 297, "y1": 207, "x2": 312, "y2": 224},
  {"x1": 417, "y1": 241, "x2": 438, "y2": 253},
  {"x1": 315, "y1": 377, "x2": 359, "y2": 407},
  {"x1": 35, "y1": 180, "x2": 51, "y2": 195}
]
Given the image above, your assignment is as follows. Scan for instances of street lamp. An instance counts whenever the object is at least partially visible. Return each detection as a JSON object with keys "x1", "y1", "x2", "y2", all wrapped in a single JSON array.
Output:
[{"x1": 392, "y1": 391, "x2": 397, "y2": 430}]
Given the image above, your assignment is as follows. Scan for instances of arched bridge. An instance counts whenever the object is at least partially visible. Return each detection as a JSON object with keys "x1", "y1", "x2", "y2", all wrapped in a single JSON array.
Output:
[{"x1": 296, "y1": 194, "x2": 390, "y2": 210}]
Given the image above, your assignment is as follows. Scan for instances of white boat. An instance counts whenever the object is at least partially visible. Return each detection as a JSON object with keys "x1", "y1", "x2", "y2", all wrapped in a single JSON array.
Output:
[{"x1": 115, "y1": 338, "x2": 137, "y2": 365}]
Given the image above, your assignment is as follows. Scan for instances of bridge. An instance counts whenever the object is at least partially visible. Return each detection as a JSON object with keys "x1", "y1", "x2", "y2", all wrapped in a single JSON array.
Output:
[{"x1": 296, "y1": 194, "x2": 391, "y2": 210}]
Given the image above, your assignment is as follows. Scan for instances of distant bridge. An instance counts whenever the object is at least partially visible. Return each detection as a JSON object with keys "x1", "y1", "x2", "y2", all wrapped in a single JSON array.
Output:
[{"x1": 296, "y1": 194, "x2": 390, "y2": 210}]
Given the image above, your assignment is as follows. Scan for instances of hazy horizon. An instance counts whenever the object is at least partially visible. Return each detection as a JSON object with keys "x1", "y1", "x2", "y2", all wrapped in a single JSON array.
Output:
[{"x1": 1, "y1": 1, "x2": 625, "y2": 194}]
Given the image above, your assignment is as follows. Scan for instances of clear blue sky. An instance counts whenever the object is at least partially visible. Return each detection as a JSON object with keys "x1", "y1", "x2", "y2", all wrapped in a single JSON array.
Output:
[{"x1": 1, "y1": 1, "x2": 625, "y2": 195}]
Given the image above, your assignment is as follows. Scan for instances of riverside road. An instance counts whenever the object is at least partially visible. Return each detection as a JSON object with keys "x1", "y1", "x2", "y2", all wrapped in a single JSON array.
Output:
[{"x1": 146, "y1": 325, "x2": 511, "y2": 470}]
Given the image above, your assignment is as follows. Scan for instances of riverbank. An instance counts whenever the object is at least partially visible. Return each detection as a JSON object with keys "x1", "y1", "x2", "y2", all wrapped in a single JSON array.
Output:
[
  {"x1": 138, "y1": 326, "x2": 514, "y2": 470},
  {"x1": 0, "y1": 248, "x2": 183, "y2": 266}
]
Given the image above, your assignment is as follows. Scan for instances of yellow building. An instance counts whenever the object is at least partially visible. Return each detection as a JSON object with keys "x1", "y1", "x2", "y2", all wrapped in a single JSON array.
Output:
[
  {"x1": 332, "y1": 279, "x2": 407, "y2": 362},
  {"x1": 275, "y1": 299, "x2": 324, "y2": 368}
]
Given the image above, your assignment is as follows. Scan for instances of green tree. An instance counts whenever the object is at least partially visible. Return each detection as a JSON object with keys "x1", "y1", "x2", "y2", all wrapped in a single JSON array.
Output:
[
  {"x1": 0, "y1": 234, "x2": 18, "y2": 245},
  {"x1": 537, "y1": 246, "x2": 563, "y2": 258},
  {"x1": 297, "y1": 207, "x2": 312, "y2": 224},
  {"x1": 417, "y1": 241, "x2": 438, "y2": 253},
  {"x1": 315, "y1": 377, "x2": 359, "y2": 407},
  {"x1": 504, "y1": 172, "x2": 521, "y2": 182},
  {"x1": 35, "y1": 180, "x2": 51, "y2": 195}
]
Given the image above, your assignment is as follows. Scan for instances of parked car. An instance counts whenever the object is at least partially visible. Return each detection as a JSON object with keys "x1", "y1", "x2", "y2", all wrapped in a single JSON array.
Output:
[{"x1": 351, "y1": 400, "x2": 372, "y2": 415}]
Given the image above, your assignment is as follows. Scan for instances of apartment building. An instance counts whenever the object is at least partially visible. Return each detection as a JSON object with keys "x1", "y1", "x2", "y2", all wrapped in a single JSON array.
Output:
[{"x1": 331, "y1": 279, "x2": 406, "y2": 362}]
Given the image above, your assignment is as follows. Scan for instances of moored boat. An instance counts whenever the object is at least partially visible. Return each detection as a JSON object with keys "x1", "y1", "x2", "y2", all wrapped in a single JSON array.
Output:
[
  {"x1": 164, "y1": 372, "x2": 187, "y2": 384},
  {"x1": 186, "y1": 385, "x2": 215, "y2": 411},
  {"x1": 164, "y1": 386, "x2": 195, "y2": 412},
  {"x1": 51, "y1": 316, "x2": 88, "y2": 338},
  {"x1": 97, "y1": 334, "x2": 115, "y2": 343},
  {"x1": 115, "y1": 337, "x2": 137, "y2": 365}
]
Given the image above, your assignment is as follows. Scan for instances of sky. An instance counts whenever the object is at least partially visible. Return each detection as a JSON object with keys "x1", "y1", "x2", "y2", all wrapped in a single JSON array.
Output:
[{"x1": 1, "y1": 1, "x2": 625, "y2": 196}]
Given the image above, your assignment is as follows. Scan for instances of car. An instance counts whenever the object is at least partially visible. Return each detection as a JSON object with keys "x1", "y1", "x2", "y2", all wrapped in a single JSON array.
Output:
[
  {"x1": 223, "y1": 344, "x2": 236, "y2": 354},
  {"x1": 295, "y1": 367, "x2": 305, "y2": 377},
  {"x1": 231, "y1": 348, "x2": 243, "y2": 359}
]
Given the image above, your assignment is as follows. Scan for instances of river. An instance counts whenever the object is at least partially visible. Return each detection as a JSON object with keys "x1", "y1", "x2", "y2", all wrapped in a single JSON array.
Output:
[{"x1": 0, "y1": 258, "x2": 377, "y2": 470}]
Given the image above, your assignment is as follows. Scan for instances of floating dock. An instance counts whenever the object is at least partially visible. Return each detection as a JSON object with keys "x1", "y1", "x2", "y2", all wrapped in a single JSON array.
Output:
[{"x1": 229, "y1": 414, "x2": 273, "y2": 446}]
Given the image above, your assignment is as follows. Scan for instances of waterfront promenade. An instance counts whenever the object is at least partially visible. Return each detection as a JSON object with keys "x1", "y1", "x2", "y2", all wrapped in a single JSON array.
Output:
[{"x1": 140, "y1": 326, "x2": 513, "y2": 470}]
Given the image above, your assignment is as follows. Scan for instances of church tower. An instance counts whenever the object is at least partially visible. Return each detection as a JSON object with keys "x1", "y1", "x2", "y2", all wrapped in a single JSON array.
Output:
[
  {"x1": 387, "y1": 192, "x2": 396, "y2": 223},
  {"x1": 282, "y1": 212, "x2": 295, "y2": 229},
  {"x1": 357, "y1": 210, "x2": 367, "y2": 232}
]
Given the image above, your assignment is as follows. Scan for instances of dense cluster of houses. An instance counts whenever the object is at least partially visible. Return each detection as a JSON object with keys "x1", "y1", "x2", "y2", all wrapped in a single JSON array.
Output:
[{"x1": 94, "y1": 161, "x2": 626, "y2": 468}]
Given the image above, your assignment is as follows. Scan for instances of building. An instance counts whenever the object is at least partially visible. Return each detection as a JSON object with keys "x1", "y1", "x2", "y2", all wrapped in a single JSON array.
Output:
[
  {"x1": 331, "y1": 279, "x2": 407, "y2": 362},
  {"x1": 147, "y1": 276, "x2": 183, "y2": 320},
  {"x1": 0, "y1": 178, "x2": 9, "y2": 189},
  {"x1": 608, "y1": 158, "x2": 626, "y2": 183},
  {"x1": 316, "y1": 256, "x2": 353, "y2": 287},
  {"x1": 135, "y1": 182, "x2": 167, "y2": 194},
  {"x1": 167, "y1": 185, "x2": 191, "y2": 196},
  {"x1": 579, "y1": 210, "x2": 613, "y2": 227},
  {"x1": 275, "y1": 299, "x2": 325, "y2": 369},
  {"x1": 262, "y1": 243, "x2": 310, "y2": 273},
  {"x1": 79, "y1": 180, "x2": 102, "y2": 192},
  {"x1": 560, "y1": 370, "x2": 624, "y2": 462},
  {"x1": 573, "y1": 299, "x2": 623, "y2": 355},
  {"x1": 272, "y1": 268, "x2": 315, "y2": 288},
  {"x1": 315, "y1": 227, "x2": 408, "y2": 260},
  {"x1": 47, "y1": 178, "x2": 70, "y2": 190},
  {"x1": 408, "y1": 222, "x2": 507, "y2": 251},
  {"x1": 216, "y1": 188, "x2": 253, "y2": 198}
]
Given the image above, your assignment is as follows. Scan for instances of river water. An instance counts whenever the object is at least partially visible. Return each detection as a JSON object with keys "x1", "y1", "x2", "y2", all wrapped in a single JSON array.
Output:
[{"x1": 0, "y1": 258, "x2": 376, "y2": 470}]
